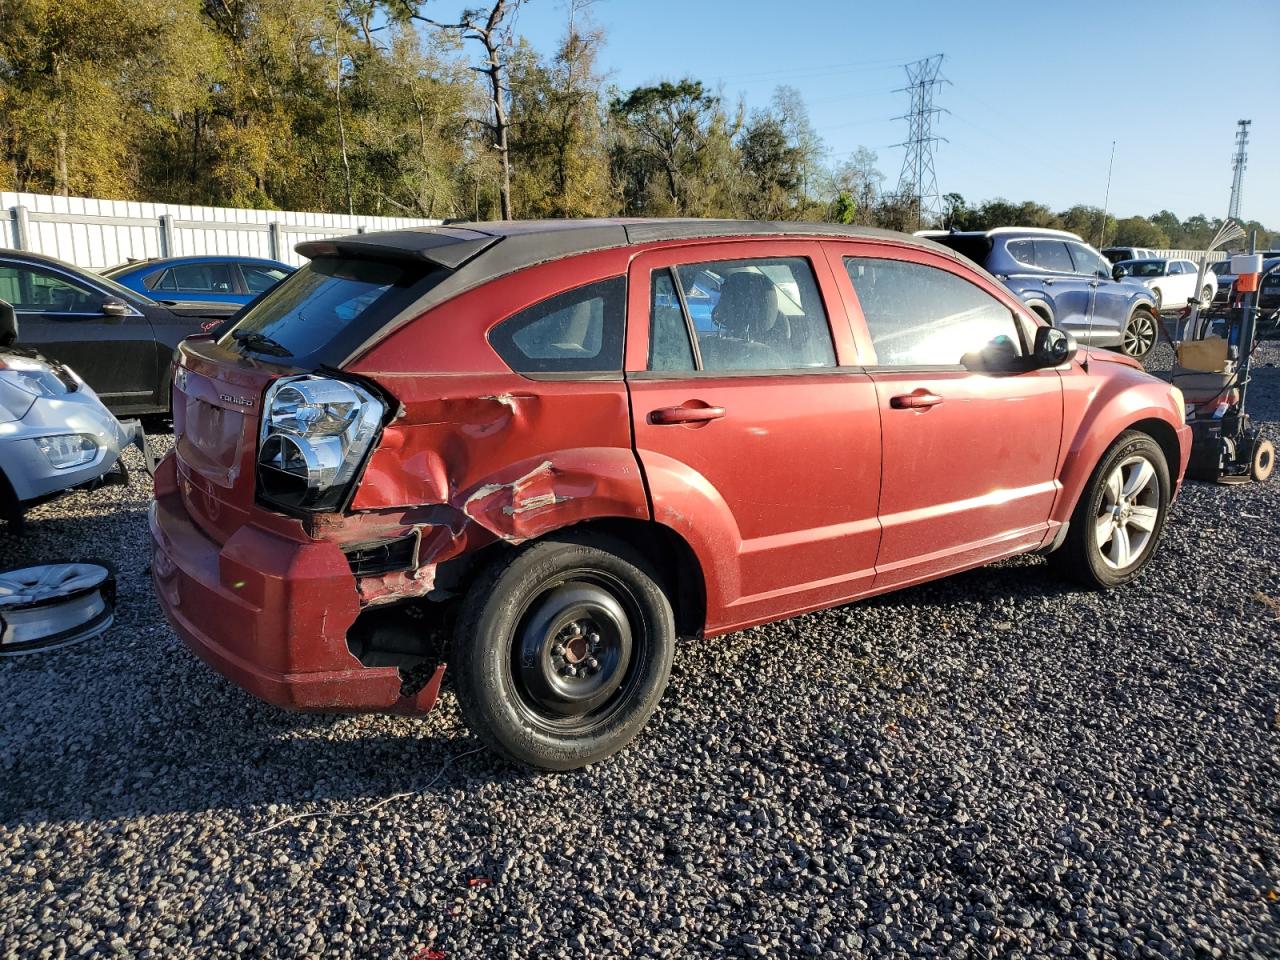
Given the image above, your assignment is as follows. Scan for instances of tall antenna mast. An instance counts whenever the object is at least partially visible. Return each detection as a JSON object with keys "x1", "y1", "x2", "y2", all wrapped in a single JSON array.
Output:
[
  {"x1": 1097, "y1": 139, "x2": 1116, "y2": 248},
  {"x1": 893, "y1": 54, "x2": 949, "y2": 231},
  {"x1": 1227, "y1": 119, "x2": 1250, "y2": 221}
]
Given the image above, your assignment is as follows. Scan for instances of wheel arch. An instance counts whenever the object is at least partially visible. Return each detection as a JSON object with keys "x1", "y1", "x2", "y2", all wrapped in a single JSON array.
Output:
[{"x1": 1052, "y1": 404, "x2": 1186, "y2": 526}]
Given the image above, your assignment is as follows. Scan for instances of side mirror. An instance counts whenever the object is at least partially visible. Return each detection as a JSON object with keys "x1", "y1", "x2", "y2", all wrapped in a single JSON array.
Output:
[
  {"x1": 100, "y1": 298, "x2": 129, "y2": 318},
  {"x1": 1034, "y1": 326, "x2": 1077, "y2": 367},
  {"x1": 0, "y1": 299, "x2": 16, "y2": 348},
  {"x1": 1113, "y1": 266, "x2": 1128, "y2": 280}
]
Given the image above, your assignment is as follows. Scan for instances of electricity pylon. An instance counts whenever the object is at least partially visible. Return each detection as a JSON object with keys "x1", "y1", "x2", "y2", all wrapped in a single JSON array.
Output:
[
  {"x1": 894, "y1": 54, "x2": 949, "y2": 230},
  {"x1": 1227, "y1": 119, "x2": 1250, "y2": 221}
]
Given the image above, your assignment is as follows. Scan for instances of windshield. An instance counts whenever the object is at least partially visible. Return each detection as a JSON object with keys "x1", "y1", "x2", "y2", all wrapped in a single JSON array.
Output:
[
  {"x1": 1209, "y1": 260, "x2": 1235, "y2": 275},
  {"x1": 929, "y1": 234, "x2": 994, "y2": 266},
  {"x1": 219, "y1": 256, "x2": 443, "y2": 368},
  {"x1": 1119, "y1": 260, "x2": 1165, "y2": 278}
]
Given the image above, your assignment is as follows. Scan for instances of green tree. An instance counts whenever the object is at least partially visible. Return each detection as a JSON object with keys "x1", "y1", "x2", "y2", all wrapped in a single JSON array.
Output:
[{"x1": 1110, "y1": 216, "x2": 1169, "y2": 248}]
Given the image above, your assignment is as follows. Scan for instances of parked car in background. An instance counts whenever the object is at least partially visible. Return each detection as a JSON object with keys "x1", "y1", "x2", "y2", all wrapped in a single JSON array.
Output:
[
  {"x1": 918, "y1": 228, "x2": 1162, "y2": 358},
  {"x1": 0, "y1": 302, "x2": 148, "y2": 532},
  {"x1": 102, "y1": 256, "x2": 294, "y2": 307},
  {"x1": 1102, "y1": 246, "x2": 1157, "y2": 264},
  {"x1": 1112, "y1": 257, "x2": 1216, "y2": 311},
  {"x1": 1211, "y1": 255, "x2": 1280, "y2": 306},
  {"x1": 0, "y1": 250, "x2": 239, "y2": 415},
  {"x1": 150, "y1": 219, "x2": 1190, "y2": 771}
]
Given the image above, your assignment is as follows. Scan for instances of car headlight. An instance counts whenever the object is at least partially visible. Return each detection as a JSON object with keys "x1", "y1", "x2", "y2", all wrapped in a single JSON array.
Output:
[
  {"x1": 0, "y1": 355, "x2": 70, "y2": 399},
  {"x1": 257, "y1": 375, "x2": 385, "y2": 511},
  {"x1": 36, "y1": 434, "x2": 99, "y2": 469}
]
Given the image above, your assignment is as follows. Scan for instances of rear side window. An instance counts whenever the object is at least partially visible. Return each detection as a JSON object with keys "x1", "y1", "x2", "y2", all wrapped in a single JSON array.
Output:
[
  {"x1": 1007, "y1": 239, "x2": 1035, "y2": 267},
  {"x1": 489, "y1": 277, "x2": 626, "y2": 375},
  {"x1": 845, "y1": 257, "x2": 1024, "y2": 367},
  {"x1": 223, "y1": 256, "x2": 443, "y2": 367}
]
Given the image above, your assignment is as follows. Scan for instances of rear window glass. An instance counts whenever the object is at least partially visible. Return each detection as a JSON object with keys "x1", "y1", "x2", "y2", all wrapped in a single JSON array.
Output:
[
  {"x1": 488, "y1": 277, "x2": 626, "y2": 375},
  {"x1": 929, "y1": 235, "x2": 993, "y2": 265},
  {"x1": 221, "y1": 257, "x2": 442, "y2": 367}
]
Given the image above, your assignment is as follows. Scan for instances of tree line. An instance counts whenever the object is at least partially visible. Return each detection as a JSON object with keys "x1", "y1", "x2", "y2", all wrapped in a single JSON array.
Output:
[{"x1": 0, "y1": 0, "x2": 1272, "y2": 251}]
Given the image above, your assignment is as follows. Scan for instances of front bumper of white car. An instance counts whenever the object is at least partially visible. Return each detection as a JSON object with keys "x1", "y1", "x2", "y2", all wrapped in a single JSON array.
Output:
[{"x1": 0, "y1": 387, "x2": 146, "y2": 503}]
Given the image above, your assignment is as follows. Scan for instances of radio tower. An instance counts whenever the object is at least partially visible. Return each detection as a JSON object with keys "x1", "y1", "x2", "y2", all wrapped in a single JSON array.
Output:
[
  {"x1": 1227, "y1": 119, "x2": 1250, "y2": 221},
  {"x1": 894, "y1": 54, "x2": 949, "y2": 230}
]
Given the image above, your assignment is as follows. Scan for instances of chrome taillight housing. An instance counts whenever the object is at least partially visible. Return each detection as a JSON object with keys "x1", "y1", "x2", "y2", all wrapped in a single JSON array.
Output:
[{"x1": 257, "y1": 375, "x2": 384, "y2": 511}]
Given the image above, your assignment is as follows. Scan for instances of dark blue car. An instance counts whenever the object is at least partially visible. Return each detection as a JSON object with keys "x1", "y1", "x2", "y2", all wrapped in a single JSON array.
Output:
[
  {"x1": 101, "y1": 256, "x2": 295, "y2": 307},
  {"x1": 919, "y1": 228, "x2": 1161, "y2": 359}
]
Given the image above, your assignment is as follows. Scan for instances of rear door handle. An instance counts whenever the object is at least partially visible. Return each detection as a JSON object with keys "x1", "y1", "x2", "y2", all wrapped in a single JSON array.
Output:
[
  {"x1": 649, "y1": 404, "x2": 726, "y2": 425},
  {"x1": 889, "y1": 391, "x2": 943, "y2": 410}
]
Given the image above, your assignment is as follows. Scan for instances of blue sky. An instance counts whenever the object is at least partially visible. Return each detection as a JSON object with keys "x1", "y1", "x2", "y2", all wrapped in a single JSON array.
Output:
[{"x1": 487, "y1": 0, "x2": 1278, "y2": 225}]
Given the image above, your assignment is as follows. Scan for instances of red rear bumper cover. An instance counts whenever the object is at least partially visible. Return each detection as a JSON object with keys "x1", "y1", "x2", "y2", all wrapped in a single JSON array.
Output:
[{"x1": 148, "y1": 455, "x2": 441, "y2": 714}]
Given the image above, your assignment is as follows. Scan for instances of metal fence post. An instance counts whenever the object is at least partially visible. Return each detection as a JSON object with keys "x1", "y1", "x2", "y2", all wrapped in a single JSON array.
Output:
[
  {"x1": 12, "y1": 205, "x2": 30, "y2": 251},
  {"x1": 268, "y1": 222, "x2": 282, "y2": 260},
  {"x1": 159, "y1": 214, "x2": 175, "y2": 258}
]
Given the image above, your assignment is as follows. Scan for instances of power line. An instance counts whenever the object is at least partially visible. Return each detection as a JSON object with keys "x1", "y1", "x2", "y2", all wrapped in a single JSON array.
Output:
[
  {"x1": 892, "y1": 54, "x2": 948, "y2": 229},
  {"x1": 1227, "y1": 119, "x2": 1250, "y2": 221}
]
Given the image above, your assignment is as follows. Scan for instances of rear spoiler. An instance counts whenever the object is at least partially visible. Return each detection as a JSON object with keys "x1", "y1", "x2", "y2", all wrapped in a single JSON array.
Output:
[{"x1": 296, "y1": 227, "x2": 500, "y2": 270}]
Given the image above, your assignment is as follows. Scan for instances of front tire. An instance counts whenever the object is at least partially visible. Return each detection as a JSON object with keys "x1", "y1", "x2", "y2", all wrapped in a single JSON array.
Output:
[
  {"x1": 451, "y1": 532, "x2": 675, "y2": 770},
  {"x1": 1122, "y1": 308, "x2": 1159, "y2": 359},
  {"x1": 1200, "y1": 286, "x2": 1214, "y2": 308},
  {"x1": 1050, "y1": 431, "x2": 1171, "y2": 589}
]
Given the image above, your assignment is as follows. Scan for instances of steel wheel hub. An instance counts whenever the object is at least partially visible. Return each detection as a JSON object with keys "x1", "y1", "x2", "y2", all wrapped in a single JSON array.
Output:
[
  {"x1": 1095, "y1": 455, "x2": 1160, "y2": 570},
  {"x1": 513, "y1": 581, "x2": 633, "y2": 720}
]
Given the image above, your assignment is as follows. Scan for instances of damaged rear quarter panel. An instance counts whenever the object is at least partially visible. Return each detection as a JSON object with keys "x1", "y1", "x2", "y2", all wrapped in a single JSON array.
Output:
[{"x1": 340, "y1": 249, "x2": 651, "y2": 572}]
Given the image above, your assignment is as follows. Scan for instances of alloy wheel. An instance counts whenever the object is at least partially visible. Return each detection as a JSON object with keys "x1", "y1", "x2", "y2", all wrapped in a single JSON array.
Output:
[
  {"x1": 1123, "y1": 312, "x2": 1157, "y2": 357},
  {"x1": 1094, "y1": 455, "x2": 1161, "y2": 570}
]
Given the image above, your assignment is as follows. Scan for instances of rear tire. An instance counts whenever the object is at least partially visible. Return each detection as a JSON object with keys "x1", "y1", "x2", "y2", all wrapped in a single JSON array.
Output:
[
  {"x1": 1121, "y1": 309, "x2": 1159, "y2": 360},
  {"x1": 451, "y1": 531, "x2": 675, "y2": 770},
  {"x1": 1049, "y1": 431, "x2": 1170, "y2": 589}
]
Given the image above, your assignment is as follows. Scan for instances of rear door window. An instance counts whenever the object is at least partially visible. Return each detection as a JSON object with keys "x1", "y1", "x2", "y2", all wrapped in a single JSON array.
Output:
[
  {"x1": 1033, "y1": 240, "x2": 1075, "y2": 273},
  {"x1": 489, "y1": 277, "x2": 626, "y2": 375},
  {"x1": 170, "y1": 263, "x2": 237, "y2": 293},
  {"x1": 647, "y1": 256, "x2": 836, "y2": 373}
]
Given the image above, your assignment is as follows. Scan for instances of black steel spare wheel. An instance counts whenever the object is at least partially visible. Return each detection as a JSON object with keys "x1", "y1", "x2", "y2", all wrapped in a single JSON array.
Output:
[
  {"x1": 452, "y1": 532, "x2": 675, "y2": 770},
  {"x1": 513, "y1": 578, "x2": 637, "y2": 724}
]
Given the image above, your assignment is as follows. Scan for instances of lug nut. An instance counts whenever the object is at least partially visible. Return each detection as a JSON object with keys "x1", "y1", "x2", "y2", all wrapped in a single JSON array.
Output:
[
  {"x1": 586, "y1": 657, "x2": 599, "y2": 672},
  {"x1": 552, "y1": 643, "x2": 565, "y2": 656},
  {"x1": 565, "y1": 665, "x2": 578, "y2": 677}
]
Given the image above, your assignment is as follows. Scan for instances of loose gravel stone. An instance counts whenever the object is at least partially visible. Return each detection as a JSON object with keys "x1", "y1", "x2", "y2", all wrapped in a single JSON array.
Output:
[{"x1": 1, "y1": 343, "x2": 1279, "y2": 958}]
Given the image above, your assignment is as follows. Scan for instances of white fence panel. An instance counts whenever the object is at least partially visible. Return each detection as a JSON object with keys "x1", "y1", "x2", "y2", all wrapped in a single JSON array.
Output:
[{"x1": 1, "y1": 191, "x2": 440, "y2": 270}]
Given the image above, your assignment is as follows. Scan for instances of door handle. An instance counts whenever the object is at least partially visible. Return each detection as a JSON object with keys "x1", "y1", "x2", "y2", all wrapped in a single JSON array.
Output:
[
  {"x1": 649, "y1": 404, "x2": 726, "y2": 425},
  {"x1": 1043, "y1": 278, "x2": 1055, "y2": 286},
  {"x1": 890, "y1": 390, "x2": 944, "y2": 410}
]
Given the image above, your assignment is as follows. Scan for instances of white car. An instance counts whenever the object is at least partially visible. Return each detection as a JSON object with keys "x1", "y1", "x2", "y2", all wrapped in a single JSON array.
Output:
[
  {"x1": 1112, "y1": 257, "x2": 1217, "y2": 312},
  {"x1": 0, "y1": 302, "x2": 149, "y2": 532}
]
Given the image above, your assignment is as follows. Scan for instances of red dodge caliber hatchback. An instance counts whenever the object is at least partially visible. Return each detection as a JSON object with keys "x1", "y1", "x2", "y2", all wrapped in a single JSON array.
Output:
[{"x1": 150, "y1": 220, "x2": 1191, "y2": 769}]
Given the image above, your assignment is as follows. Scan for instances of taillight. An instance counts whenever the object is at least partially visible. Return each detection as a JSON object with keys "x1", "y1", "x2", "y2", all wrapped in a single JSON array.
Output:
[{"x1": 257, "y1": 375, "x2": 384, "y2": 511}]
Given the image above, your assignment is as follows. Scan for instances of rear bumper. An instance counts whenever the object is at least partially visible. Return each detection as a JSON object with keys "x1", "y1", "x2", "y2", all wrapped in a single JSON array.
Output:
[{"x1": 148, "y1": 455, "x2": 441, "y2": 713}]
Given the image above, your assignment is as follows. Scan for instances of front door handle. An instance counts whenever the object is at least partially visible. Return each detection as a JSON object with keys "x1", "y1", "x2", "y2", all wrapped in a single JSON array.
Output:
[
  {"x1": 890, "y1": 390, "x2": 943, "y2": 410},
  {"x1": 649, "y1": 404, "x2": 726, "y2": 425},
  {"x1": 1043, "y1": 278, "x2": 1055, "y2": 286}
]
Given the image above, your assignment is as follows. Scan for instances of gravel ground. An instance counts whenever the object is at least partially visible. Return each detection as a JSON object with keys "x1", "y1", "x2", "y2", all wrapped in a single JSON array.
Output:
[{"x1": 2, "y1": 343, "x2": 1279, "y2": 959}]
